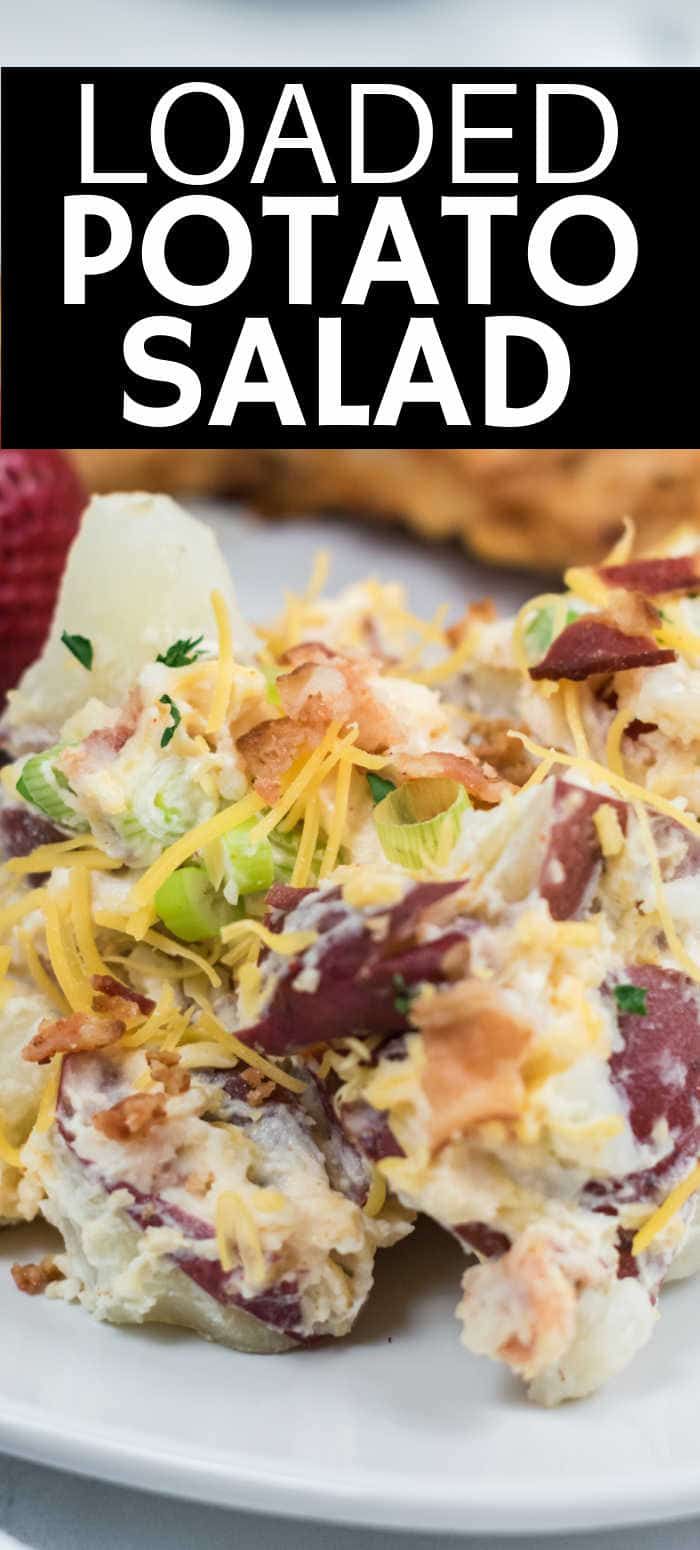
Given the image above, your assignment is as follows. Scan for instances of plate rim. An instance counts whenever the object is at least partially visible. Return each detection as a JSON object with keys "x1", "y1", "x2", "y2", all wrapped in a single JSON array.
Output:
[{"x1": 1, "y1": 1401, "x2": 700, "y2": 1535}]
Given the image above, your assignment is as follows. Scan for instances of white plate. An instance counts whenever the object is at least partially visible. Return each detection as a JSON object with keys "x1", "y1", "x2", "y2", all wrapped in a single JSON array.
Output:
[{"x1": 2, "y1": 507, "x2": 700, "y2": 1537}]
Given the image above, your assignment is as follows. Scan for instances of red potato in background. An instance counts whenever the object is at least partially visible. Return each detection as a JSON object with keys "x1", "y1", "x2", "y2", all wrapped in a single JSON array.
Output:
[{"x1": 0, "y1": 450, "x2": 87, "y2": 706}]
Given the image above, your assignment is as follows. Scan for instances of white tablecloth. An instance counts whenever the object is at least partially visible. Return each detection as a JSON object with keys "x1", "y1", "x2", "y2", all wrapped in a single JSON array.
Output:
[{"x1": 3, "y1": 2, "x2": 700, "y2": 1545}]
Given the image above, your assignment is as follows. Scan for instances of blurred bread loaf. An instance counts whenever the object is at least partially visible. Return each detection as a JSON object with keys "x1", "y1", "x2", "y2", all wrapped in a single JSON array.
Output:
[{"x1": 68, "y1": 449, "x2": 700, "y2": 571}]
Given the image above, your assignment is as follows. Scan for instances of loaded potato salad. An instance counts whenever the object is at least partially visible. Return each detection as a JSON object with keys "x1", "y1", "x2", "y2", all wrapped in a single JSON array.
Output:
[{"x1": 2, "y1": 496, "x2": 700, "y2": 1401}]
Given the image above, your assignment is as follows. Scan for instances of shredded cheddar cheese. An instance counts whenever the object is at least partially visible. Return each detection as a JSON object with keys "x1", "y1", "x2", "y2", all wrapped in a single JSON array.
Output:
[
  {"x1": 605, "y1": 706, "x2": 634, "y2": 777},
  {"x1": 509, "y1": 733, "x2": 700, "y2": 844},
  {"x1": 563, "y1": 566, "x2": 610, "y2": 609},
  {"x1": 70, "y1": 868, "x2": 111, "y2": 979},
  {"x1": 320, "y1": 757, "x2": 353, "y2": 879},
  {"x1": 562, "y1": 681, "x2": 590, "y2": 760},
  {"x1": 19, "y1": 930, "x2": 68, "y2": 1014},
  {"x1": 249, "y1": 721, "x2": 347, "y2": 841},
  {"x1": 33, "y1": 1054, "x2": 64, "y2": 1135},
  {"x1": 0, "y1": 1122, "x2": 22, "y2": 1170},
  {"x1": 603, "y1": 516, "x2": 635, "y2": 566},
  {"x1": 220, "y1": 918, "x2": 317, "y2": 957},
  {"x1": 206, "y1": 589, "x2": 234, "y2": 735},
  {"x1": 188, "y1": 992, "x2": 305, "y2": 1094},
  {"x1": 593, "y1": 804, "x2": 625, "y2": 858},
  {"x1": 0, "y1": 888, "x2": 49, "y2": 937},
  {"x1": 44, "y1": 898, "x2": 92, "y2": 1013},
  {"x1": 633, "y1": 1160, "x2": 700, "y2": 1255},
  {"x1": 291, "y1": 792, "x2": 321, "y2": 887}
]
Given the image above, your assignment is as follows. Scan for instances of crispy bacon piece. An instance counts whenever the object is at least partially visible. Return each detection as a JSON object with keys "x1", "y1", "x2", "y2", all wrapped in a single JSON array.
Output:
[
  {"x1": 418, "y1": 980, "x2": 532, "y2": 1151},
  {"x1": 465, "y1": 717, "x2": 535, "y2": 787},
  {"x1": 11, "y1": 1257, "x2": 63, "y2": 1295},
  {"x1": 237, "y1": 718, "x2": 314, "y2": 803},
  {"x1": 23, "y1": 1012, "x2": 125, "y2": 1065},
  {"x1": 599, "y1": 554, "x2": 700, "y2": 596},
  {"x1": 240, "y1": 1066, "x2": 276, "y2": 1105},
  {"x1": 278, "y1": 640, "x2": 339, "y2": 667},
  {"x1": 92, "y1": 975, "x2": 155, "y2": 1017},
  {"x1": 539, "y1": 780, "x2": 628, "y2": 920},
  {"x1": 146, "y1": 1048, "x2": 191, "y2": 1096},
  {"x1": 530, "y1": 606, "x2": 675, "y2": 682},
  {"x1": 278, "y1": 655, "x2": 397, "y2": 750},
  {"x1": 391, "y1": 750, "x2": 515, "y2": 806},
  {"x1": 93, "y1": 1091, "x2": 167, "y2": 1141}
]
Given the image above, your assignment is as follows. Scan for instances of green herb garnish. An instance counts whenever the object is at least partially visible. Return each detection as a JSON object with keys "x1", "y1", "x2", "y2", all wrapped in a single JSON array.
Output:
[
  {"x1": 614, "y1": 984, "x2": 648, "y2": 1016},
  {"x1": 159, "y1": 695, "x2": 181, "y2": 749},
  {"x1": 61, "y1": 631, "x2": 93, "y2": 670},
  {"x1": 367, "y1": 773, "x2": 397, "y2": 805},
  {"x1": 156, "y1": 635, "x2": 205, "y2": 668},
  {"x1": 392, "y1": 973, "x2": 416, "y2": 1017}
]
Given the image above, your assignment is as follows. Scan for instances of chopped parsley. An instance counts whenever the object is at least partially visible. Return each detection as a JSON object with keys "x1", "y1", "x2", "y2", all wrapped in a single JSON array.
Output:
[
  {"x1": 61, "y1": 631, "x2": 93, "y2": 670},
  {"x1": 614, "y1": 983, "x2": 648, "y2": 1016},
  {"x1": 156, "y1": 635, "x2": 205, "y2": 668},
  {"x1": 367, "y1": 773, "x2": 396, "y2": 805},
  {"x1": 159, "y1": 695, "x2": 181, "y2": 748},
  {"x1": 392, "y1": 973, "x2": 416, "y2": 1017}
]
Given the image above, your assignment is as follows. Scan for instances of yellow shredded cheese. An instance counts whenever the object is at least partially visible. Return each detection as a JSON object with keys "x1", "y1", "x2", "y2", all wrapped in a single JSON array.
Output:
[
  {"x1": 512, "y1": 592, "x2": 568, "y2": 676},
  {"x1": 119, "y1": 985, "x2": 175, "y2": 1049},
  {"x1": 127, "y1": 790, "x2": 263, "y2": 911},
  {"x1": 0, "y1": 1123, "x2": 22, "y2": 1170},
  {"x1": 563, "y1": 566, "x2": 610, "y2": 608},
  {"x1": 237, "y1": 961, "x2": 263, "y2": 1023},
  {"x1": 406, "y1": 626, "x2": 477, "y2": 686},
  {"x1": 249, "y1": 721, "x2": 347, "y2": 841},
  {"x1": 18, "y1": 930, "x2": 68, "y2": 1014},
  {"x1": 602, "y1": 516, "x2": 635, "y2": 566},
  {"x1": 33, "y1": 1054, "x2": 64, "y2": 1135},
  {"x1": 44, "y1": 898, "x2": 92, "y2": 1012},
  {"x1": 0, "y1": 888, "x2": 49, "y2": 937},
  {"x1": 320, "y1": 757, "x2": 352, "y2": 879},
  {"x1": 364, "y1": 1167, "x2": 387, "y2": 1217},
  {"x1": 70, "y1": 868, "x2": 111, "y2": 978},
  {"x1": 188, "y1": 992, "x2": 305, "y2": 1094},
  {"x1": 509, "y1": 732, "x2": 700, "y2": 844},
  {"x1": 0, "y1": 946, "x2": 10, "y2": 984},
  {"x1": 141, "y1": 929, "x2": 221, "y2": 988},
  {"x1": 220, "y1": 919, "x2": 318, "y2": 956},
  {"x1": 206, "y1": 589, "x2": 235, "y2": 735},
  {"x1": 562, "y1": 681, "x2": 590, "y2": 760},
  {"x1": 291, "y1": 792, "x2": 321, "y2": 887},
  {"x1": 4, "y1": 837, "x2": 116, "y2": 876},
  {"x1": 633, "y1": 1161, "x2": 700, "y2": 1255},
  {"x1": 605, "y1": 706, "x2": 634, "y2": 777},
  {"x1": 593, "y1": 804, "x2": 625, "y2": 858}
]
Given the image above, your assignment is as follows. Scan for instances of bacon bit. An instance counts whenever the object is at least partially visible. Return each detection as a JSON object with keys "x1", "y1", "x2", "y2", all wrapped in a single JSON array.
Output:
[
  {"x1": 625, "y1": 718, "x2": 658, "y2": 742},
  {"x1": 599, "y1": 554, "x2": 700, "y2": 596},
  {"x1": 241, "y1": 1066, "x2": 277, "y2": 1105},
  {"x1": 466, "y1": 717, "x2": 535, "y2": 787},
  {"x1": 146, "y1": 1048, "x2": 191, "y2": 1095},
  {"x1": 530, "y1": 610, "x2": 675, "y2": 682},
  {"x1": 238, "y1": 718, "x2": 316, "y2": 803},
  {"x1": 446, "y1": 597, "x2": 496, "y2": 648},
  {"x1": 278, "y1": 656, "x2": 397, "y2": 751},
  {"x1": 92, "y1": 975, "x2": 155, "y2": 1016},
  {"x1": 93, "y1": 1091, "x2": 167, "y2": 1141},
  {"x1": 278, "y1": 640, "x2": 339, "y2": 667},
  {"x1": 11, "y1": 1257, "x2": 63, "y2": 1296},
  {"x1": 185, "y1": 1170, "x2": 214, "y2": 1197},
  {"x1": 418, "y1": 981, "x2": 531, "y2": 1151},
  {"x1": 390, "y1": 750, "x2": 515, "y2": 806},
  {"x1": 23, "y1": 1012, "x2": 125, "y2": 1065},
  {"x1": 240, "y1": 650, "x2": 398, "y2": 800}
]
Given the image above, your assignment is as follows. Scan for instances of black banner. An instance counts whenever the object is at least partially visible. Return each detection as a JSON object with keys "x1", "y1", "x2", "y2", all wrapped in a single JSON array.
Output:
[{"x1": 0, "y1": 67, "x2": 695, "y2": 446}]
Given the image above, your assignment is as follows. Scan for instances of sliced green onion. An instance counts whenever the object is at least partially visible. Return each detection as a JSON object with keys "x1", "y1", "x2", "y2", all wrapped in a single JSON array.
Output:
[
  {"x1": 373, "y1": 778, "x2": 470, "y2": 870},
  {"x1": 155, "y1": 866, "x2": 240, "y2": 942},
  {"x1": 367, "y1": 772, "x2": 397, "y2": 805},
  {"x1": 112, "y1": 759, "x2": 214, "y2": 859},
  {"x1": 269, "y1": 826, "x2": 324, "y2": 884},
  {"x1": 525, "y1": 603, "x2": 581, "y2": 662},
  {"x1": 204, "y1": 817, "x2": 275, "y2": 904},
  {"x1": 15, "y1": 747, "x2": 88, "y2": 831}
]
